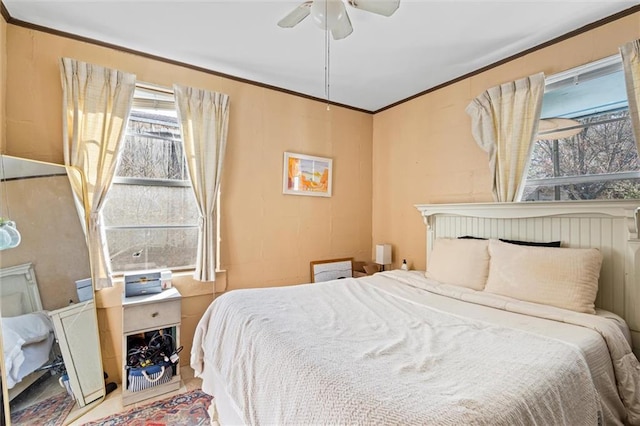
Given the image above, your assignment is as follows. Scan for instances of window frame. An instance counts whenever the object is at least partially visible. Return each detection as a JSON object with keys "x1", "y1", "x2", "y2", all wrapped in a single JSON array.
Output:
[
  {"x1": 103, "y1": 83, "x2": 222, "y2": 275},
  {"x1": 520, "y1": 55, "x2": 639, "y2": 202}
]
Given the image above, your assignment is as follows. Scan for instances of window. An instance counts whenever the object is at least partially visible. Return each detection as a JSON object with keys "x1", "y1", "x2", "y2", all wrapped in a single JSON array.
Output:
[
  {"x1": 521, "y1": 56, "x2": 640, "y2": 201},
  {"x1": 102, "y1": 85, "x2": 200, "y2": 273}
]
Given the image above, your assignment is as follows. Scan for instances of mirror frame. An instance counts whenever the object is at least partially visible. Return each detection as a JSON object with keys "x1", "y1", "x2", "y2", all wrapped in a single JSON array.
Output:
[
  {"x1": 1, "y1": 331, "x2": 8, "y2": 426},
  {"x1": 0, "y1": 155, "x2": 105, "y2": 425}
]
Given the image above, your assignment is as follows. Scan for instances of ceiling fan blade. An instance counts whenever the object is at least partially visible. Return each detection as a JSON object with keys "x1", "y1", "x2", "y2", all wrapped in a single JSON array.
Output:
[
  {"x1": 331, "y1": 8, "x2": 353, "y2": 40},
  {"x1": 277, "y1": 1, "x2": 313, "y2": 28},
  {"x1": 348, "y1": 0, "x2": 400, "y2": 17}
]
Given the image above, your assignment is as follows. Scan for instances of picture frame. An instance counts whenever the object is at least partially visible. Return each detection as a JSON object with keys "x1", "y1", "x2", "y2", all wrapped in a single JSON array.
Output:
[
  {"x1": 310, "y1": 258, "x2": 353, "y2": 283},
  {"x1": 283, "y1": 152, "x2": 332, "y2": 197}
]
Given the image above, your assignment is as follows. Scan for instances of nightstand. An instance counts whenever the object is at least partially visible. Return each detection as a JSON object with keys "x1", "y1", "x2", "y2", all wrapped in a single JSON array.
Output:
[{"x1": 121, "y1": 287, "x2": 182, "y2": 406}]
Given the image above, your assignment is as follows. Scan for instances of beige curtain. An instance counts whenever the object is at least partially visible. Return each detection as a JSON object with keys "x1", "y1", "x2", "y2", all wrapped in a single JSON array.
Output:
[
  {"x1": 466, "y1": 73, "x2": 545, "y2": 202},
  {"x1": 60, "y1": 58, "x2": 136, "y2": 290},
  {"x1": 173, "y1": 84, "x2": 230, "y2": 282},
  {"x1": 621, "y1": 39, "x2": 640, "y2": 155}
]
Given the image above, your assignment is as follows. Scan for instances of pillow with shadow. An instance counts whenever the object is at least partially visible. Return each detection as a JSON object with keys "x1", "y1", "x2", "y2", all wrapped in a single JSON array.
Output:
[
  {"x1": 458, "y1": 236, "x2": 560, "y2": 247},
  {"x1": 426, "y1": 238, "x2": 490, "y2": 290},
  {"x1": 499, "y1": 238, "x2": 561, "y2": 248},
  {"x1": 485, "y1": 239, "x2": 601, "y2": 314}
]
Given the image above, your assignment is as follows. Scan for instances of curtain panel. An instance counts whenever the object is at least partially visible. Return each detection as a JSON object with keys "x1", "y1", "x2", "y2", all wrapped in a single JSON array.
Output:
[
  {"x1": 466, "y1": 73, "x2": 545, "y2": 202},
  {"x1": 173, "y1": 85, "x2": 230, "y2": 282},
  {"x1": 60, "y1": 58, "x2": 136, "y2": 290},
  {"x1": 621, "y1": 39, "x2": 640, "y2": 156}
]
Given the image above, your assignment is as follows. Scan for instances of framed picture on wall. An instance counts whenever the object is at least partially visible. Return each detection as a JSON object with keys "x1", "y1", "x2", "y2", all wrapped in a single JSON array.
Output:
[{"x1": 283, "y1": 152, "x2": 333, "y2": 197}]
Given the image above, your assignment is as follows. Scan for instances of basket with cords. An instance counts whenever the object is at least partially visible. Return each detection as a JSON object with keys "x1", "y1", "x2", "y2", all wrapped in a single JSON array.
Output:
[{"x1": 126, "y1": 330, "x2": 183, "y2": 392}]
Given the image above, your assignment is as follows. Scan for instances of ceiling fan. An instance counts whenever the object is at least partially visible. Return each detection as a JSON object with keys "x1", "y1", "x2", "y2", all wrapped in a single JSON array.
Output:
[{"x1": 277, "y1": 0, "x2": 400, "y2": 40}]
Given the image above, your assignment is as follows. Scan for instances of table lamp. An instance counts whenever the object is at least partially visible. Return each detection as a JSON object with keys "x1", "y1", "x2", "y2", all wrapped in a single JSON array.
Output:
[{"x1": 375, "y1": 244, "x2": 392, "y2": 271}]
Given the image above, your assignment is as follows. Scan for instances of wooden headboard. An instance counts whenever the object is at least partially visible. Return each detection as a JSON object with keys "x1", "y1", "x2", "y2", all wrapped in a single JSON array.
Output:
[
  {"x1": 415, "y1": 200, "x2": 640, "y2": 355},
  {"x1": 0, "y1": 263, "x2": 43, "y2": 314}
]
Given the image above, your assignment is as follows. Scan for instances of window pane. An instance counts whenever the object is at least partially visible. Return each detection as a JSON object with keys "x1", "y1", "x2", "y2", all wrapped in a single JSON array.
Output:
[
  {"x1": 528, "y1": 110, "x2": 637, "y2": 180},
  {"x1": 106, "y1": 228, "x2": 198, "y2": 273},
  {"x1": 522, "y1": 178, "x2": 640, "y2": 201},
  {"x1": 103, "y1": 184, "x2": 199, "y2": 226},
  {"x1": 117, "y1": 112, "x2": 187, "y2": 180}
]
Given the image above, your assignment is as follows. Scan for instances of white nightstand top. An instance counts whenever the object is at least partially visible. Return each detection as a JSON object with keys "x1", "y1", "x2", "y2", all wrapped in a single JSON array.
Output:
[{"x1": 122, "y1": 287, "x2": 181, "y2": 307}]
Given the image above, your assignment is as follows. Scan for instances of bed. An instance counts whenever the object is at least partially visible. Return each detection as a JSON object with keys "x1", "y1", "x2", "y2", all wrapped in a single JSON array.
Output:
[
  {"x1": 0, "y1": 263, "x2": 55, "y2": 399},
  {"x1": 191, "y1": 200, "x2": 640, "y2": 425}
]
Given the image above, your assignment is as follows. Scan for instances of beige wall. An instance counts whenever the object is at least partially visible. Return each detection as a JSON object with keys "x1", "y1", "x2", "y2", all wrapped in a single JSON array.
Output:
[
  {"x1": 372, "y1": 11, "x2": 640, "y2": 272},
  {"x1": 3, "y1": 24, "x2": 373, "y2": 382}
]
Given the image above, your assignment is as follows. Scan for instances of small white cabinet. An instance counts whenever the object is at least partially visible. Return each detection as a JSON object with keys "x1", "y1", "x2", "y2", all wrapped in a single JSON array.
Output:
[
  {"x1": 49, "y1": 300, "x2": 105, "y2": 407},
  {"x1": 121, "y1": 288, "x2": 182, "y2": 406}
]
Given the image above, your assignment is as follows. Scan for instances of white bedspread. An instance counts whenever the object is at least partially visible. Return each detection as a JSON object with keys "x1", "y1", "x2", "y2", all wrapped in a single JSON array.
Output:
[
  {"x1": 192, "y1": 271, "x2": 640, "y2": 425},
  {"x1": 2, "y1": 311, "x2": 54, "y2": 388}
]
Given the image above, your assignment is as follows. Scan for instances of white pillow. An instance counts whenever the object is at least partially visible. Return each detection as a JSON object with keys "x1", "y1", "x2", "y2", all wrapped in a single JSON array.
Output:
[
  {"x1": 1, "y1": 292, "x2": 24, "y2": 317},
  {"x1": 426, "y1": 238, "x2": 490, "y2": 290},
  {"x1": 2, "y1": 311, "x2": 53, "y2": 344},
  {"x1": 484, "y1": 239, "x2": 602, "y2": 314}
]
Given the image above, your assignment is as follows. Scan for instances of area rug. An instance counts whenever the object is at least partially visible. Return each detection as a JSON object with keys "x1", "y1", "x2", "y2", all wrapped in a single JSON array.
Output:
[
  {"x1": 83, "y1": 389, "x2": 213, "y2": 426},
  {"x1": 11, "y1": 391, "x2": 76, "y2": 426}
]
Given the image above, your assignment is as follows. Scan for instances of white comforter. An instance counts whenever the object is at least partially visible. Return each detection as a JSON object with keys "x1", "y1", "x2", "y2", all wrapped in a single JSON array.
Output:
[
  {"x1": 192, "y1": 270, "x2": 640, "y2": 425},
  {"x1": 2, "y1": 311, "x2": 54, "y2": 388}
]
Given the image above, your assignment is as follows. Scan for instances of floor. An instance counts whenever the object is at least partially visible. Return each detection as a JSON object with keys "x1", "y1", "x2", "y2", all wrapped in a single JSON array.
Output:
[
  {"x1": 10, "y1": 373, "x2": 65, "y2": 413},
  {"x1": 67, "y1": 366, "x2": 203, "y2": 425}
]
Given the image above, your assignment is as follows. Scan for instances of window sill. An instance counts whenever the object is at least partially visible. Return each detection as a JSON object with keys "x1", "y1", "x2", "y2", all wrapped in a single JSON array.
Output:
[{"x1": 95, "y1": 269, "x2": 226, "y2": 308}]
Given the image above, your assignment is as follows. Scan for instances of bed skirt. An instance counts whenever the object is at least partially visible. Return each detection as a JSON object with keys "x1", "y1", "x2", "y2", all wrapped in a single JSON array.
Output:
[{"x1": 202, "y1": 361, "x2": 243, "y2": 425}]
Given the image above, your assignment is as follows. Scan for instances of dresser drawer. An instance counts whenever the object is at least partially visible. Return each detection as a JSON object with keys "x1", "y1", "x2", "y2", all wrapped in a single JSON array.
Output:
[{"x1": 123, "y1": 299, "x2": 181, "y2": 333}]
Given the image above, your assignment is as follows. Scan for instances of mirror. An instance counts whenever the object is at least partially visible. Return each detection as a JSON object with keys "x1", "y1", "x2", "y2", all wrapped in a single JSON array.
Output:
[{"x1": 0, "y1": 155, "x2": 105, "y2": 425}]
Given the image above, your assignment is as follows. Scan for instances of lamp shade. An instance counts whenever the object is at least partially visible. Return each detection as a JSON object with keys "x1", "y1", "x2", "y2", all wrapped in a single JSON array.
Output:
[{"x1": 375, "y1": 244, "x2": 392, "y2": 265}]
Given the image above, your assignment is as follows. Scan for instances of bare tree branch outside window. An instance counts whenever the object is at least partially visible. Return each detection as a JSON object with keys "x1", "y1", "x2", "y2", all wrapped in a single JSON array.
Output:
[{"x1": 523, "y1": 110, "x2": 640, "y2": 201}]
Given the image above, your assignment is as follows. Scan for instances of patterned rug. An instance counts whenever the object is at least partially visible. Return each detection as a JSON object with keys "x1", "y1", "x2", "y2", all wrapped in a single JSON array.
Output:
[
  {"x1": 11, "y1": 391, "x2": 76, "y2": 426},
  {"x1": 83, "y1": 389, "x2": 213, "y2": 426}
]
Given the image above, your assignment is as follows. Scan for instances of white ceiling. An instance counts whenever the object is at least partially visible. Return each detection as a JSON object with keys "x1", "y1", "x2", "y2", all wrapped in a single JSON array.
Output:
[{"x1": 3, "y1": 1, "x2": 639, "y2": 112}]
